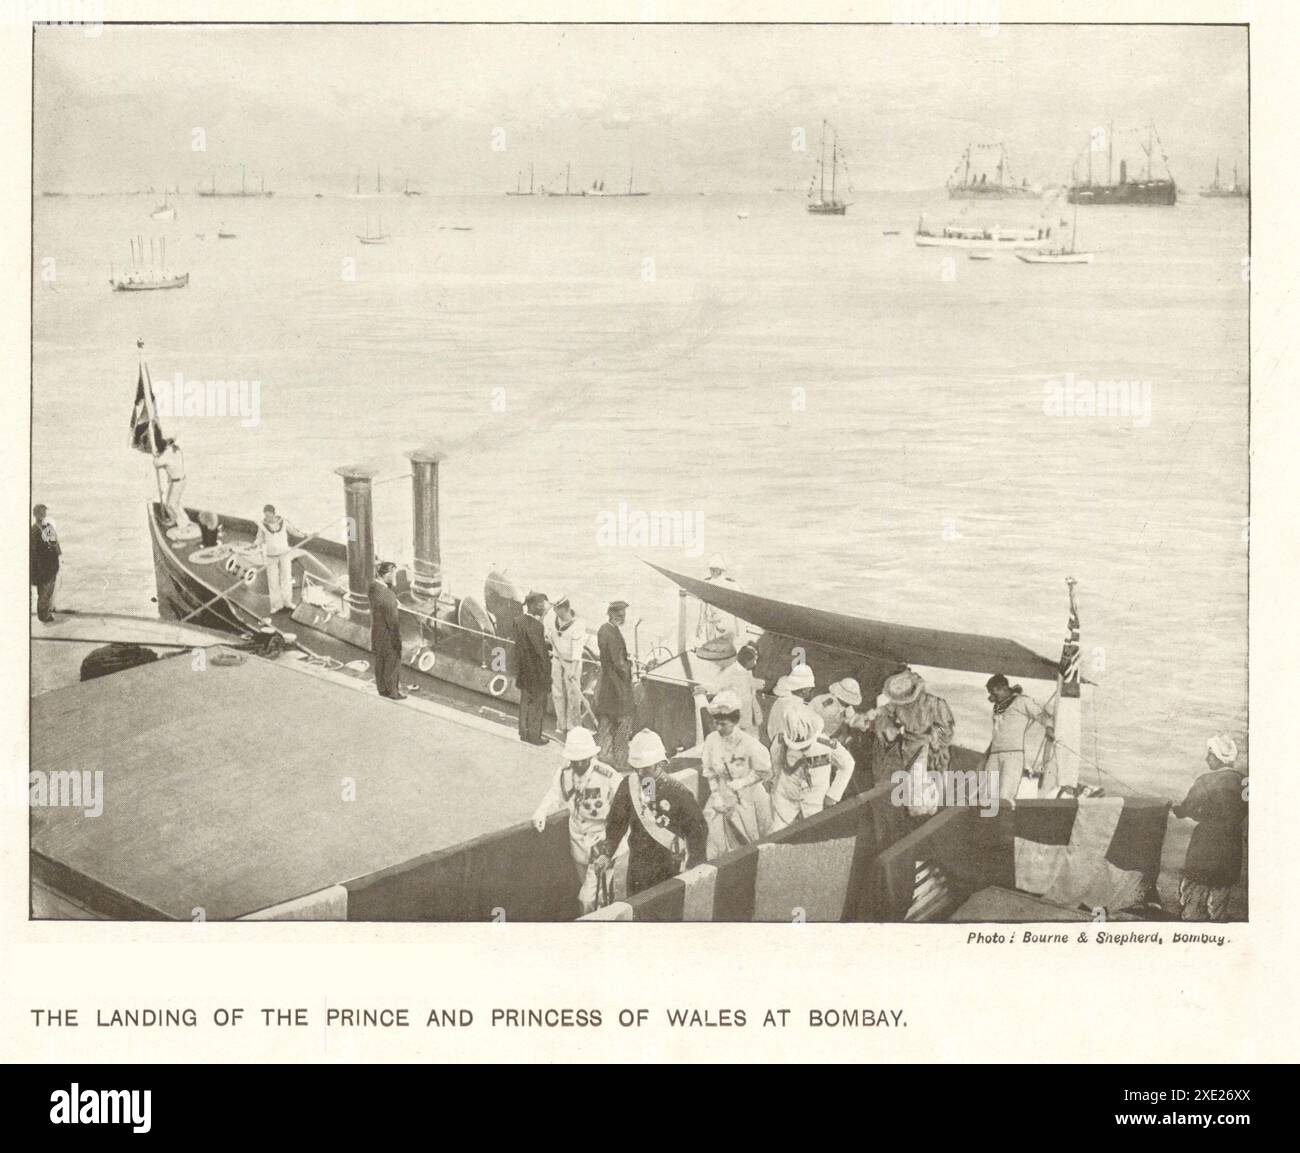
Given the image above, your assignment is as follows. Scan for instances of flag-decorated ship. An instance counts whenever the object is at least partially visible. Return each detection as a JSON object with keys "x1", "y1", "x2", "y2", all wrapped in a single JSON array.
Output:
[{"x1": 1067, "y1": 120, "x2": 1177, "y2": 205}]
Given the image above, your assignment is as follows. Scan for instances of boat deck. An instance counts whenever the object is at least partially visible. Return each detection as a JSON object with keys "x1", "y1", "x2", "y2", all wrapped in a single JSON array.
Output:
[{"x1": 30, "y1": 652, "x2": 558, "y2": 920}]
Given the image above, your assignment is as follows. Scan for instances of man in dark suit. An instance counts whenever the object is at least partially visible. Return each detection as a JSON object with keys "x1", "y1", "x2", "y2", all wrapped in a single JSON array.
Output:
[
  {"x1": 514, "y1": 591, "x2": 551, "y2": 745},
  {"x1": 596, "y1": 599, "x2": 635, "y2": 770},
  {"x1": 30, "y1": 504, "x2": 61, "y2": 623},
  {"x1": 368, "y1": 561, "x2": 405, "y2": 700}
]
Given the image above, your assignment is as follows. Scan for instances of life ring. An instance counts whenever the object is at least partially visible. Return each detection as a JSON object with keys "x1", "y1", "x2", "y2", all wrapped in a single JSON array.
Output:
[
  {"x1": 416, "y1": 648, "x2": 436, "y2": 673},
  {"x1": 242, "y1": 567, "x2": 258, "y2": 585},
  {"x1": 190, "y1": 545, "x2": 232, "y2": 566},
  {"x1": 488, "y1": 673, "x2": 509, "y2": 697},
  {"x1": 223, "y1": 556, "x2": 239, "y2": 574}
]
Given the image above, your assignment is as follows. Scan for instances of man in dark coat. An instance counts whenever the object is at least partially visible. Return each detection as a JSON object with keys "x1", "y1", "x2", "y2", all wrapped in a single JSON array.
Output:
[
  {"x1": 514, "y1": 591, "x2": 551, "y2": 745},
  {"x1": 592, "y1": 729, "x2": 708, "y2": 897},
  {"x1": 596, "y1": 599, "x2": 635, "y2": 770},
  {"x1": 1174, "y1": 734, "x2": 1247, "y2": 921},
  {"x1": 368, "y1": 561, "x2": 405, "y2": 700},
  {"x1": 30, "y1": 504, "x2": 61, "y2": 623}
]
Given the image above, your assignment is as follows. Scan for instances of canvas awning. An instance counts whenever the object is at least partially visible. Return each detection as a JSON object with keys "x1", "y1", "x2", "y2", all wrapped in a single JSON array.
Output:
[{"x1": 648, "y1": 562, "x2": 1062, "y2": 681}]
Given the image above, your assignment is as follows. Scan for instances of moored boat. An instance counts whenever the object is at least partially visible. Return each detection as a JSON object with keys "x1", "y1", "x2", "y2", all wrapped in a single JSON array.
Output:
[
  {"x1": 947, "y1": 143, "x2": 1040, "y2": 200},
  {"x1": 806, "y1": 119, "x2": 848, "y2": 215}
]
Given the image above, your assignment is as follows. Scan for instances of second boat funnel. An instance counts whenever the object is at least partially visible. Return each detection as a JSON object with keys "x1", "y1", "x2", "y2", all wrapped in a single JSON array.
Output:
[{"x1": 405, "y1": 447, "x2": 445, "y2": 599}]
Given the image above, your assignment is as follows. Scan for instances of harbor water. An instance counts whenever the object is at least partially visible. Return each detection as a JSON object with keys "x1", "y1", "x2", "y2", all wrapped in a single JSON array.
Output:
[{"x1": 32, "y1": 190, "x2": 1248, "y2": 802}]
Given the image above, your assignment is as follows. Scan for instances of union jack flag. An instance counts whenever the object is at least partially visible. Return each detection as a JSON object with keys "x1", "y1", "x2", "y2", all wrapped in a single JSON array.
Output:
[
  {"x1": 129, "y1": 364, "x2": 165, "y2": 456},
  {"x1": 1058, "y1": 578, "x2": 1081, "y2": 698}
]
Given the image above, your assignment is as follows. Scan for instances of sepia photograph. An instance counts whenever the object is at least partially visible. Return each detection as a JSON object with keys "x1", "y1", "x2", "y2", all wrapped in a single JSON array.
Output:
[{"x1": 26, "y1": 17, "x2": 1249, "y2": 935}]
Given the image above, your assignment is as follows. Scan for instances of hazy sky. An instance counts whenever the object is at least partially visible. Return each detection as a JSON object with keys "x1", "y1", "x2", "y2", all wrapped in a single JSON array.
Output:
[{"x1": 34, "y1": 23, "x2": 1248, "y2": 193}]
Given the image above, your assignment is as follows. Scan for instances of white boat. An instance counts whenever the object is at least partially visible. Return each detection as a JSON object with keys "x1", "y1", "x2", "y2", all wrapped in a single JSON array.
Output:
[
  {"x1": 914, "y1": 218, "x2": 1050, "y2": 249},
  {"x1": 149, "y1": 189, "x2": 175, "y2": 221},
  {"x1": 736, "y1": 210, "x2": 750, "y2": 220},
  {"x1": 1016, "y1": 200, "x2": 1094, "y2": 264},
  {"x1": 968, "y1": 250, "x2": 994, "y2": 261},
  {"x1": 109, "y1": 235, "x2": 188, "y2": 292}
]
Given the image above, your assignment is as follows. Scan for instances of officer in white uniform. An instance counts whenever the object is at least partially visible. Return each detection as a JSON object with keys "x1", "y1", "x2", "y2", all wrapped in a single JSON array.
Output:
[{"x1": 532, "y1": 727, "x2": 623, "y2": 914}]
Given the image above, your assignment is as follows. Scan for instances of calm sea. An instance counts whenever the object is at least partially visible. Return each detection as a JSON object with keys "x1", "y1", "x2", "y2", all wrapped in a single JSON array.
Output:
[{"x1": 32, "y1": 189, "x2": 1248, "y2": 801}]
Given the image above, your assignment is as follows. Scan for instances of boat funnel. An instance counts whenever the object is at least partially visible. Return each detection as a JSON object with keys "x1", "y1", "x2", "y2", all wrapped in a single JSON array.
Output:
[
  {"x1": 405, "y1": 447, "x2": 446, "y2": 599},
  {"x1": 334, "y1": 464, "x2": 380, "y2": 614}
]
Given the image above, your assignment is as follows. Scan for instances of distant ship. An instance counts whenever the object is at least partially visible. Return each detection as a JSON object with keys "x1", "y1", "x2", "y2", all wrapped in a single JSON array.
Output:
[
  {"x1": 546, "y1": 163, "x2": 587, "y2": 197},
  {"x1": 350, "y1": 165, "x2": 396, "y2": 199},
  {"x1": 357, "y1": 213, "x2": 390, "y2": 245},
  {"x1": 1200, "y1": 159, "x2": 1248, "y2": 199},
  {"x1": 149, "y1": 189, "x2": 176, "y2": 221},
  {"x1": 197, "y1": 165, "x2": 273, "y2": 198},
  {"x1": 947, "y1": 143, "x2": 1039, "y2": 200},
  {"x1": 1067, "y1": 121, "x2": 1176, "y2": 206},
  {"x1": 806, "y1": 120, "x2": 847, "y2": 216},
  {"x1": 506, "y1": 164, "x2": 537, "y2": 196},
  {"x1": 403, "y1": 177, "x2": 422, "y2": 197}
]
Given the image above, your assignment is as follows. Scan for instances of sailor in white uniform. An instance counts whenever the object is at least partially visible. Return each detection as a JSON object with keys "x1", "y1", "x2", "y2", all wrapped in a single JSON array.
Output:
[{"x1": 532, "y1": 727, "x2": 624, "y2": 914}]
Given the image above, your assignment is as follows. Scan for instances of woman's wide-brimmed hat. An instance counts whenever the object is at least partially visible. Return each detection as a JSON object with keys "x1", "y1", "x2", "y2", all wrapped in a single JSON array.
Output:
[
  {"x1": 696, "y1": 636, "x2": 738, "y2": 662},
  {"x1": 882, "y1": 670, "x2": 924, "y2": 706}
]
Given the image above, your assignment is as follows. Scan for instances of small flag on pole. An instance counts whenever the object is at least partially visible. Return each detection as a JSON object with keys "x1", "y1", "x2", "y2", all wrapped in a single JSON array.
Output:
[
  {"x1": 129, "y1": 363, "x2": 164, "y2": 456},
  {"x1": 1058, "y1": 577, "x2": 1081, "y2": 698}
]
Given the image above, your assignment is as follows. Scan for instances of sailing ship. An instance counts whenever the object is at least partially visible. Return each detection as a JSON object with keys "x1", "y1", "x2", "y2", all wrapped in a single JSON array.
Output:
[
  {"x1": 109, "y1": 236, "x2": 189, "y2": 291},
  {"x1": 149, "y1": 189, "x2": 176, "y2": 221},
  {"x1": 505, "y1": 164, "x2": 537, "y2": 196},
  {"x1": 1200, "y1": 158, "x2": 1248, "y2": 199},
  {"x1": 947, "y1": 143, "x2": 1039, "y2": 200},
  {"x1": 350, "y1": 166, "x2": 394, "y2": 199},
  {"x1": 1067, "y1": 121, "x2": 1176, "y2": 205},
  {"x1": 197, "y1": 165, "x2": 273, "y2": 198},
  {"x1": 1016, "y1": 199, "x2": 1094, "y2": 264},
  {"x1": 806, "y1": 120, "x2": 847, "y2": 215},
  {"x1": 357, "y1": 213, "x2": 390, "y2": 244},
  {"x1": 546, "y1": 163, "x2": 586, "y2": 197},
  {"x1": 403, "y1": 176, "x2": 422, "y2": 197}
]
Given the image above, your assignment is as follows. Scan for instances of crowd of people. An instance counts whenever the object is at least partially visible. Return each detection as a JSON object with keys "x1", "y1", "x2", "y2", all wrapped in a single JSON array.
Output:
[{"x1": 515, "y1": 565, "x2": 1246, "y2": 923}]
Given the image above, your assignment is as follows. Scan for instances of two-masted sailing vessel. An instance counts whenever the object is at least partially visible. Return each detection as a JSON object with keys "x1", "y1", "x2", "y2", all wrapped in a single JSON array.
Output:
[
  {"x1": 197, "y1": 165, "x2": 273, "y2": 198},
  {"x1": 1067, "y1": 121, "x2": 1176, "y2": 205},
  {"x1": 506, "y1": 164, "x2": 537, "y2": 196},
  {"x1": 1199, "y1": 159, "x2": 1248, "y2": 199},
  {"x1": 806, "y1": 120, "x2": 847, "y2": 215},
  {"x1": 110, "y1": 236, "x2": 189, "y2": 291},
  {"x1": 947, "y1": 143, "x2": 1039, "y2": 200},
  {"x1": 357, "y1": 214, "x2": 390, "y2": 244}
]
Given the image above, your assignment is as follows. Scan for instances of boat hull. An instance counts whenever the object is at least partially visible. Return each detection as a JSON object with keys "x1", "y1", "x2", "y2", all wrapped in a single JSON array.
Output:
[
  {"x1": 1016, "y1": 251, "x2": 1094, "y2": 264},
  {"x1": 146, "y1": 502, "x2": 700, "y2": 749},
  {"x1": 1067, "y1": 180, "x2": 1176, "y2": 205},
  {"x1": 947, "y1": 185, "x2": 1039, "y2": 200},
  {"x1": 807, "y1": 202, "x2": 846, "y2": 215},
  {"x1": 111, "y1": 273, "x2": 189, "y2": 292},
  {"x1": 914, "y1": 233, "x2": 1045, "y2": 250}
]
